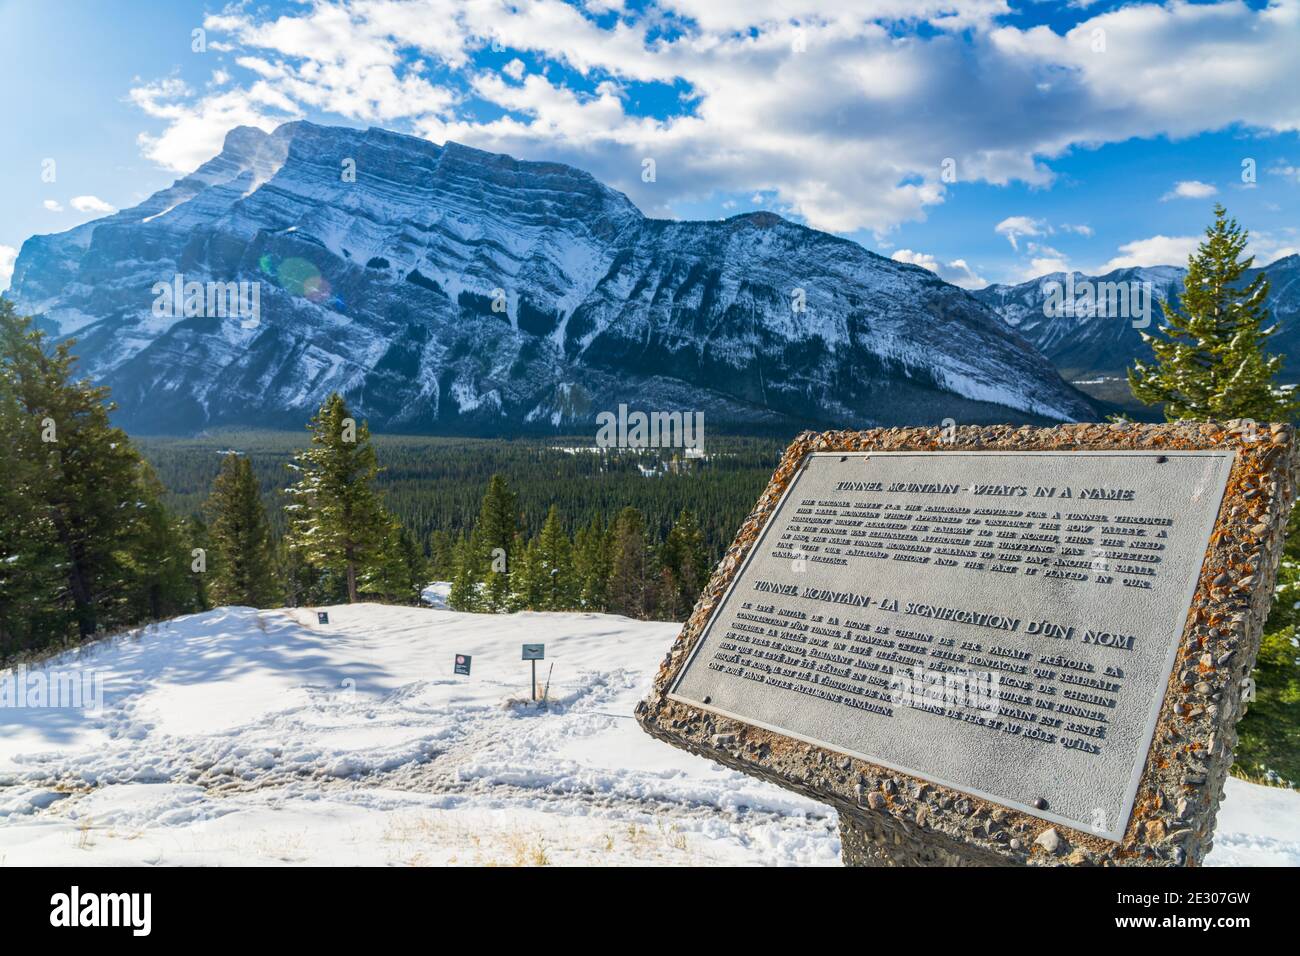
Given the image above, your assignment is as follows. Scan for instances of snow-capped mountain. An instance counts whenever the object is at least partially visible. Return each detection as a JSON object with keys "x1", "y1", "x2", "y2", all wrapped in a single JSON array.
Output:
[
  {"x1": 973, "y1": 256, "x2": 1300, "y2": 382},
  {"x1": 6, "y1": 121, "x2": 1094, "y2": 433}
]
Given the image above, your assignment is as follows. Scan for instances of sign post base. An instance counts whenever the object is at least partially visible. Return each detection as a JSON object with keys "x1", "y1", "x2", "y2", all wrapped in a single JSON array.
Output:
[{"x1": 837, "y1": 807, "x2": 1006, "y2": 867}]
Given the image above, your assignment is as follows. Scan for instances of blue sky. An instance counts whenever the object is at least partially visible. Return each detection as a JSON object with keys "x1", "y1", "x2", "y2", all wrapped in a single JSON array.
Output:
[{"x1": 3, "y1": 0, "x2": 1299, "y2": 291}]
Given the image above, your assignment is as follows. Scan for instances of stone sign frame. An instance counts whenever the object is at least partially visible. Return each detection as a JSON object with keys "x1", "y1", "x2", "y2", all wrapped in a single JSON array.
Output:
[{"x1": 636, "y1": 423, "x2": 1297, "y2": 866}]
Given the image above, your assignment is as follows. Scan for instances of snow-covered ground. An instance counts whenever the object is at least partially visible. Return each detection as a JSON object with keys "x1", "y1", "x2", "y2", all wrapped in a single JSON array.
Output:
[{"x1": 0, "y1": 601, "x2": 1294, "y2": 866}]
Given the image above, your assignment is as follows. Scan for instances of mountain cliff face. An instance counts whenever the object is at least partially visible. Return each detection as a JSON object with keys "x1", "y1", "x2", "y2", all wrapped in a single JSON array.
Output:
[
  {"x1": 973, "y1": 257, "x2": 1300, "y2": 382},
  {"x1": 6, "y1": 121, "x2": 1094, "y2": 433}
]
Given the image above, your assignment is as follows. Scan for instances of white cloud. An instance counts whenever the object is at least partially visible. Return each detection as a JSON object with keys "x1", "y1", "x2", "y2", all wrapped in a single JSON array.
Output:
[
  {"x1": 994, "y1": 216, "x2": 1046, "y2": 250},
  {"x1": 69, "y1": 195, "x2": 117, "y2": 215},
  {"x1": 1099, "y1": 235, "x2": 1199, "y2": 271},
  {"x1": 130, "y1": 77, "x2": 302, "y2": 172},
  {"x1": 1061, "y1": 223, "x2": 1093, "y2": 237},
  {"x1": 1161, "y1": 180, "x2": 1217, "y2": 201},
  {"x1": 891, "y1": 248, "x2": 988, "y2": 289},
  {"x1": 1010, "y1": 241, "x2": 1073, "y2": 281},
  {"x1": 502, "y1": 58, "x2": 526, "y2": 80},
  {"x1": 122, "y1": 0, "x2": 1300, "y2": 235},
  {"x1": 43, "y1": 199, "x2": 64, "y2": 212},
  {"x1": 1267, "y1": 161, "x2": 1300, "y2": 182},
  {"x1": 0, "y1": 244, "x2": 16, "y2": 292},
  {"x1": 1023, "y1": 255, "x2": 1071, "y2": 279},
  {"x1": 1247, "y1": 229, "x2": 1300, "y2": 266}
]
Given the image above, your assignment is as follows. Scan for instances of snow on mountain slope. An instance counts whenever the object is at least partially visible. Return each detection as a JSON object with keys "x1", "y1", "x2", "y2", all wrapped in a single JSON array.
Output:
[
  {"x1": 4, "y1": 121, "x2": 1094, "y2": 433},
  {"x1": 0, "y1": 602, "x2": 1293, "y2": 866},
  {"x1": 973, "y1": 256, "x2": 1300, "y2": 382}
]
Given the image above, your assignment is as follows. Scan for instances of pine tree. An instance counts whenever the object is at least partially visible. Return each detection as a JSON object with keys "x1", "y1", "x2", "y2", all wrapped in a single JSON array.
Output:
[
  {"x1": 658, "y1": 508, "x2": 710, "y2": 620},
  {"x1": 471, "y1": 475, "x2": 518, "y2": 611},
  {"x1": 360, "y1": 515, "x2": 426, "y2": 603},
  {"x1": 1129, "y1": 204, "x2": 1296, "y2": 421},
  {"x1": 509, "y1": 533, "x2": 544, "y2": 611},
  {"x1": 277, "y1": 535, "x2": 323, "y2": 608},
  {"x1": 0, "y1": 300, "x2": 152, "y2": 639},
  {"x1": 1126, "y1": 207, "x2": 1300, "y2": 784},
  {"x1": 204, "y1": 453, "x2": 277, "y2": 607},
  {"x1": 0, "y1": 335, "x2": 62, "y2": 655},
  {"x1": 573, "y1": 517, "x2": 612, "y2": 611},
  {"x1": 125, "y1": 465, "x2": 196, "y2": 622},
  {"x1": 448, "y1": 532, "x2": 483, "y2": 612},
  {"x1": 428, "y1": 529, "x2": 455, "y2": 581},
  {"x1": 285, "y1": 394, "x2": 388, "y2": 603},
  {"x1": 608, "y1": 506, "x2": 656, "y2": 619},
  {"x1": 534, "y1": 505, "x2": 578, "y2": 610},
  {"x1": 185, "y1": 515, "x2": 214, "y2": 613}
]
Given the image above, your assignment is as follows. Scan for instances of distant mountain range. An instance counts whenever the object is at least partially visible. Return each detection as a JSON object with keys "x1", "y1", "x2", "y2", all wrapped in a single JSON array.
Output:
[
  {"x1": 5, "y1": 121, "x2": 1095, "y2": 434},
  {"x1": 972, "y1": 256, "x2": 1300, "y2": 385}
]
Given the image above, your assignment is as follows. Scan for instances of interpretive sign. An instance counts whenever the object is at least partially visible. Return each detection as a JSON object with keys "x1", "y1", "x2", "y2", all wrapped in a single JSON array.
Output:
[
  {"x1": 638, "y1": 424, "x2": 1298, "y2": 866},
  {"x1": 669, "y1": 450, "x2": 1229, "y2": 840},
  {"x1": 522, "y1": 644, "x2": 545, "y2": 661},
  {"x1": 454, "y1": 654, "x2": 472, "y2": 676},
  {"x1": 317, "y1": 612, "x2": 329, "y2": 625}
]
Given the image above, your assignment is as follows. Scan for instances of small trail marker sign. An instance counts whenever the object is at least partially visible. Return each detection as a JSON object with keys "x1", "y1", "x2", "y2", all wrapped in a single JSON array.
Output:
[
  {"x1": 317, "y1": 612, "x2": 329, "y2": 625},
  {"x1": 523, "y1": 644, "x2": 545, "y2": 701},
  {"x1": 454, "y1": 654, "x2": 472, "y2": 676}
]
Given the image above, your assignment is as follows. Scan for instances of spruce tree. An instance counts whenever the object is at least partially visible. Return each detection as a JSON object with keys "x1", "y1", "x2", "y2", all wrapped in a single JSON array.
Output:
[
  {"x1": 658, "y1": 508, "x2": 710, "y2": 620},
  {"x1": 470, "y1": 475, "x2": 518, "y2": 611},
  {"x1": 0, "y1": 342, "x2": 62, "y2": 655},
  {"x1": 574, "y1": 517, "x2": 612, "y2": 611},
  {"x1": 428, "y1": 529, "x2": 455, "y2": 581},
  {"x1": 510, "y1": 534, "x2": 544, "y2": 611},
  {"x1": 608, "y1": 506, "x2": 656, "y2": 619},
  {"x1": 285, "y1": 394, "x2": 387, "y2": 603},
  {"x1": 448, "y1": 533, "x2": 483, "y2": 611},
  {"x1": 534, "y1": 505, "x2": 578, "y2": 610},
  {"x1": 0, "y1": 300, "x2": 150, "y2": 639},
  {"x1": 1129, "y1": 204, "x2": 1296, "y2": 421},
  {"x1": 1126, "y1": 206, "x2": 1300, "y2": 784},
  {"x1": 204, "y1": 453, "x2": 277, "y2": 607},
  {"x1": 126, "y1": 465, "x2": 196, "y2": 622},
  {"x1": 185, "y1": 515, "x2": 214, "y2": 613},
  {"x1": 360, "y1": 515, "x2": 426, "y2": 603}
]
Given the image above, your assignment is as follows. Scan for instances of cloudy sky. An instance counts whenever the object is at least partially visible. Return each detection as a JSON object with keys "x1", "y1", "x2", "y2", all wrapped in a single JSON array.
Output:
[{"x1": 2, "y1": 0, "x2": 1299, "y2": 292}]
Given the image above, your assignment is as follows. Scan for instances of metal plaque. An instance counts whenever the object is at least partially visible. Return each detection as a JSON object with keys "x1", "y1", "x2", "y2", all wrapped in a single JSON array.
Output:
[{"x1": 669, "y1": 451, "x2": 1232, "y2": 839}]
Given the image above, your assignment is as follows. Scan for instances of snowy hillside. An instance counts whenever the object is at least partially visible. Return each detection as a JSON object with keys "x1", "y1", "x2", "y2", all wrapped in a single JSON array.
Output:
[
  {"x1": 0, "y1": 602, "x2": 1293, "y2": 866},
  {"x1": 4, "y1": 121, "x2": 1094, "y2": 433}
]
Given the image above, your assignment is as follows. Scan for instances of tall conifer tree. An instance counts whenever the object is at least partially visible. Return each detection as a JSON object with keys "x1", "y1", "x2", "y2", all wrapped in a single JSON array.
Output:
[
  {"x1": 285, "y1": 393, "x2": 387, "y2": 603},
  {"x1": 204, "y1": 453, "x2": 277, "y2": 607},
  {"x1": 608, "y1": 506, "x2": 655, "y2": 619},
  {"x1": 1129, "y1": 204, "x2": 1296, "y2": 421},
  {"x1": 534, "y1": 506, "x2": 578, "y2": 611},
  {"x1": 1127, "y1": 206, "x2": 1300, "y2": 782},
  {"x1": 1, "y1": 300, "x2": 150, "y2": 639}
]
